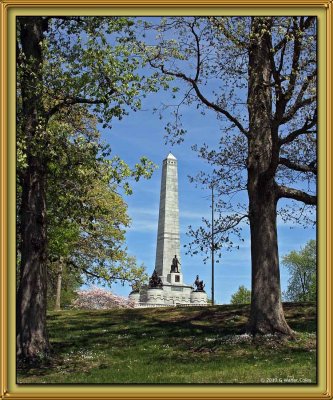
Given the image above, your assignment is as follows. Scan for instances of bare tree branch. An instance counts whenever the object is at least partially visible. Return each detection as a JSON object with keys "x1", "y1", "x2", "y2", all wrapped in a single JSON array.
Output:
[
  {"x1": 277, "y1": 31, "x2": 288, "y2": 74},
  {"x1": 279, "y1": 113, "x2": 317, "y2": 146},
  {"x1": 281, "y1": 74, "x2": 316, "y2": 126},
  {"x1": 47, "y1": 95, "x2": 111, "y2": 119},
  {"x1": 67, "y1": 260, "x2": 134, "y2": 283},
  {"x1": 189, "y1": 21, "x2": 201, "y2": 82},
  {"x1": 154, "y1": 63, "x2": 249, "y2": 137},
  {"x1": 214, "y1": 214, "x2": 249, "y2": 235},
  {"x1": 279, "y1": 157, "x2": 317, "y2": 175},
  {"x1": 277, "y1": 184, "x2": 316, "y2": 205},
  {"x1": 272, "y1": 19, "x2": 316, "y2": 125},
  {"x1": 271, "y1": 16, "x2": 316, "y2": 127}
]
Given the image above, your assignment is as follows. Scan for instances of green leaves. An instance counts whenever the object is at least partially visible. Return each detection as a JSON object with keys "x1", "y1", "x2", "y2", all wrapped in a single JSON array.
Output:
[
  {"x1": 39, "y1": 16, "x2": 159, "y2": 128},
  {"x1": 42, "y1": 108, "x2": 156, "y2": 289},
  {"x1": 48, "y1": 221, "x2": 80, "y2": 259},
  {"x1": 282, "y1": 240, "x2": 316, "y2": 302},
  {"x1": 133, "y1": 157, "x2": 156, "y2": 182},
  {"x1": 230, "y1": 285, "x2": 251, "y2": 304}
]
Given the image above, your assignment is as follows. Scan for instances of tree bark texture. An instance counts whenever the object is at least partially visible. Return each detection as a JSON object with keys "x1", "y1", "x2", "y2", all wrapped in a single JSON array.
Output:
[
  {"x1": 246, "y1": 18, "x2": 293, "y2": 335},
  {"x1": 16, "y1": 17, "x2": 50, "y2": 361}
]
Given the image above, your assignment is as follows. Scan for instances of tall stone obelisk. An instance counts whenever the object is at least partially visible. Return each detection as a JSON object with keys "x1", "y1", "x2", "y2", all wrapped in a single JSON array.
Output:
[
  {"x1": 155, "y1": 153, "x2": 181, "y2": 279},
  {"x1": 128, "y1": 152, "x2": 207, "y2": 306}
]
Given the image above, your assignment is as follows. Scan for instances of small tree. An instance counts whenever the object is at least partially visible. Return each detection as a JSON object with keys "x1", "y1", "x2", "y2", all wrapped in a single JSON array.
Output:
[
  {"x1": 282, "y1": 240, "x2": 316, "y2": 302},
  {"x1": 230, "y1": 285, "x2": 251, "y2": 304}
]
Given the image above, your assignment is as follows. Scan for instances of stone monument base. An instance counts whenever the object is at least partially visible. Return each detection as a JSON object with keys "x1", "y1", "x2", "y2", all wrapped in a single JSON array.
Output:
[
  {"x1": 159, "y1": 283, "x2": 192, "y2": 305},
  {"x1": 146, "y1": 288, "x2": 165, "y2": 304},
  {"x1": 132, "y1": 271, "x2": 208, "y2": 307},
  {"x1": 128, "y1": 291, "x2": 140, "y2": 304},
  {"x1": 190, "y1": 290, "x2": 208, "y2": 305}
]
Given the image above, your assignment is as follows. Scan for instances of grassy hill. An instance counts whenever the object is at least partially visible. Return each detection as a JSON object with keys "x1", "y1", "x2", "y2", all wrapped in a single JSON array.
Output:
[{"x1": 17, "y1": 303, "x2": 316, "y2": 384}]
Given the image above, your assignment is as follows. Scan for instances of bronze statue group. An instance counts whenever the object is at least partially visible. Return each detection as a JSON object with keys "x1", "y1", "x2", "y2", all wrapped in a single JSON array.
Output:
[{"x1": 148, "y1": 255, "x2": 205, "y2": 292}]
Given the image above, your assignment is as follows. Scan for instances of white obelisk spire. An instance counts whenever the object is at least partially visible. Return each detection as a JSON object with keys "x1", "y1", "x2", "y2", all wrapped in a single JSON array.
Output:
[{"x1": 155, "y1": 153, "x2": 181, "y2": 278}]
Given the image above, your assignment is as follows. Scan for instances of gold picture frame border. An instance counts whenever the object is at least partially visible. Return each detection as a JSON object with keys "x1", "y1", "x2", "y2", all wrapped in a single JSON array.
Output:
[{"x1": 0, "y1": 1, "x2": 331, "y2": 398}]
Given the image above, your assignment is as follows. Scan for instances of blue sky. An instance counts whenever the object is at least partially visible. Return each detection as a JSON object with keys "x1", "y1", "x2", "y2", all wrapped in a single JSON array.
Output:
[{"x1": 100, "y1": 89, "x2": 316, "y2": 304}]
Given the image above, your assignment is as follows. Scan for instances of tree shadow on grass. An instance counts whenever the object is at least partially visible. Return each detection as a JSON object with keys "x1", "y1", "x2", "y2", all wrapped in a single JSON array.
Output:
[
  {"x1": 49, "y1": 303, "x2": 316, "y2": 348},
  {"x1": 50, "y1": 303, "x2": 315, "y2": 354},
  {"x1": 17, "y1": 303, "x2": 316, "y2": 381}
]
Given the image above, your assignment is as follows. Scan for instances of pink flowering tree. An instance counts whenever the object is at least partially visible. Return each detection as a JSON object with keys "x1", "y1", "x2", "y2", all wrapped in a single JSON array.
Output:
[{"x1": 71, "y1": 286, "x2": 135, "y2": 309}]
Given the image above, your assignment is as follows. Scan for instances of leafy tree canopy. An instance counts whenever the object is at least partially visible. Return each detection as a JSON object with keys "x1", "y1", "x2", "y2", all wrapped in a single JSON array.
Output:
[
  {"x1": 230, "y1": 285, "x2": 251, "y2": 304},
  {"x1": 16, "y1": 16, "x2": 159, "y2": 360},
  {"x1": 282, "y1": 240, "x2": 316, "y2": 302}
]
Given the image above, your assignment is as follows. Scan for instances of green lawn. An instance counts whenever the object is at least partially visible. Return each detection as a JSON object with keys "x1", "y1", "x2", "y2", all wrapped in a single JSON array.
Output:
[{"x1": 17, "y1": 303, "x2": 316, "y2": 384}]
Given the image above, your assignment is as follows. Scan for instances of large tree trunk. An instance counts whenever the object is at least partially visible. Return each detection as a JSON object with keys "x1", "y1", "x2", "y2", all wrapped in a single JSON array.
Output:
[
  {"x1": 246, "y1": 17, "x2": 293, "y2": 336},
  {"x1": 17, "y1": 161, "x2": 49, "y2": 360},
  {"x1": 247, "y1": 178, "x2": 293, "y2": 335},
  {"x1": 16, "y1": 17, "x2": 50, "y2": 361}
]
